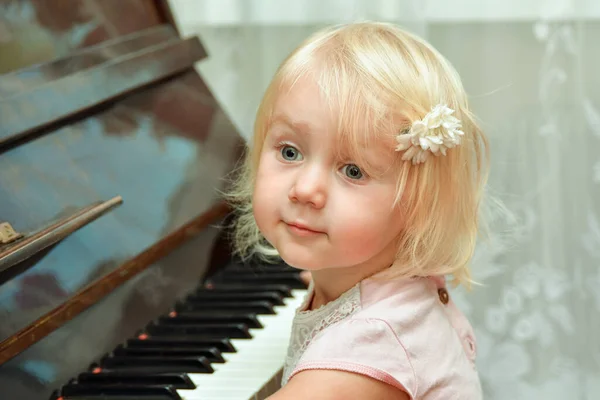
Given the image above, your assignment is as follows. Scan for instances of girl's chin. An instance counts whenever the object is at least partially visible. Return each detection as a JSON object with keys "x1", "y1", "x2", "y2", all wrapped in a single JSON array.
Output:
[{"x1": 277, "y1": 253, "x2": 327, "y2": 272}]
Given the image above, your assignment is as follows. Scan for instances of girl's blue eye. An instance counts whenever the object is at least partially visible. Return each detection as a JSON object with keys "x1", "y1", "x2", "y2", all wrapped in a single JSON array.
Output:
[
  {"x1": 342, "y1": 164, "x2": 363, "y2": 180},
  {"x1": 281, "y1": 145, "x2": 302, "y2": 161}
]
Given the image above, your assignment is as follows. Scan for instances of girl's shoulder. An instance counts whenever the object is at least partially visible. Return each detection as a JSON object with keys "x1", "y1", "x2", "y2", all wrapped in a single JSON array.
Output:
[
  {"x1": 285, "y1": 276, "x2": 482, "y2": 399},
  {"x1": 359, "y1": 275, "x2": 475, "y2": 340},
  {"x1": 357, "y1": 275, "x2": 479, "y2": 373}
]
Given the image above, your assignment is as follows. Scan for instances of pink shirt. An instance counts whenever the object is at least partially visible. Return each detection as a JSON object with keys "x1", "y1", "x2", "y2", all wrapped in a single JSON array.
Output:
[{"x1": 281, "y1": 274, "x2": 482, "y2": 399}]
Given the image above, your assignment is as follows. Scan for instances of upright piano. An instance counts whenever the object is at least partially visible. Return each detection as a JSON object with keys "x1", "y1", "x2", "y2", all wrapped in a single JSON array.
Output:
[{"x1": 0, "y1": 1, "x2": 307, "y2": 399}]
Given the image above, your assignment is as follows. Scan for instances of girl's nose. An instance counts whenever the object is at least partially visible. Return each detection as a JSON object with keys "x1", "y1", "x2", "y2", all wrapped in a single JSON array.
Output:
[{"x1": 288, "y1": 164, "x2": 327, "y2": 209}]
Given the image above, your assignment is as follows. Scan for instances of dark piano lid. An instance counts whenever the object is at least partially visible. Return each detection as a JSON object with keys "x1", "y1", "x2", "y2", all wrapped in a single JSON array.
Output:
[{"x1": 0, "y1": 0, "x2": 243, "y2": 377}]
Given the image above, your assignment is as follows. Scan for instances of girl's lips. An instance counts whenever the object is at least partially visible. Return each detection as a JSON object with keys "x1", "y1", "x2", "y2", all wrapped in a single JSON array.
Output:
[{"x1": 285, "y1": 222, "x2": 324, "y2": 236}]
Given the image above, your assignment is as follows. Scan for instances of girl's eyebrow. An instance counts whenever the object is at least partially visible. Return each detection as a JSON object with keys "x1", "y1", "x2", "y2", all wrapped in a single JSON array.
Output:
[{"x1": 271, "y1": 113, "x2": 314, "y2": 137}]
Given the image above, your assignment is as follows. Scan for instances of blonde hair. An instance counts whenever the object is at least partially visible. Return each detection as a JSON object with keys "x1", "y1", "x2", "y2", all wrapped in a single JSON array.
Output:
[{"x1": 226, "y1": 21, "x2": 489, "y2": 289}]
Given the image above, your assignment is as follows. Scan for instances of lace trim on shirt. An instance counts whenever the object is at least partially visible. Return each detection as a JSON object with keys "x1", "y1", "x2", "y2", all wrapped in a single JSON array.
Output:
[{"x1": 281, "y1": 283, "x2": 362, "y2": 385}]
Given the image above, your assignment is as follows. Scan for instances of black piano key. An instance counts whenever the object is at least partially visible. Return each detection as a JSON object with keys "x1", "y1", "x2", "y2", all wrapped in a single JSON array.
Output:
[
  {"x1": 196, "y1": 283, "x2": 293, "y2": 298},
  {"x1": 225, "y1": 258, "x2": 292, "y2": 267},
  {"x1": 174, "y1": 300, "x2": 276, "y2": 315},
  {"x1": 126, "y1": 337, "x2": 236, "y2": 353},
  {"x1": 186, "y1": 291, "x2": 285, "y2": 305},
  {"x1": 113, "y1": 344, "x2": 225, "y2": 363},
  {"x1": 76, "y1": 371, "x2": 196, "y2": 390},
  {"x1": 146, "y1": 321, "x2": 252, "y2": 339},
  {"x1": 212, "y1": 272, "x2": 307, "y2": 289},
  {"x1": 99, "y1": 356, "x2": 214, "y2": 374},
  {"x1": 58, "y1": 383, "x2": 182, "y2": 400},
  {"x1": 158, "y1": 311, "x2": 263, "y2": 329},
  {"x1": 217, "y1": 269, "x2": 300, "y2": 280},
  {"x1": 221, "y1": 265, "x2": 298, "y2": 274}
]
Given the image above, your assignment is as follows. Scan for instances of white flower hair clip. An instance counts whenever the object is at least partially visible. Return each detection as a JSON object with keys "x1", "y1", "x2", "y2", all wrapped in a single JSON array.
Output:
[{"x1": 395, "y1": 104, "x2": 464, "y2": 164}]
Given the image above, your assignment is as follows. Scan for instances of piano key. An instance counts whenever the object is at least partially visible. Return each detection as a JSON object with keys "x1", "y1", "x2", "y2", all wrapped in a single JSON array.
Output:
[
  {"x1": 145, "y1": 322, "x2": 252, "y2": 338},
  {"x1": 112, "y1": 345, "x2": 225, "y2": 363},
  {"x1": 220, "y1": 265, "x2": 298, "y2": 275},
  {"x1": 125, "y1": 337, "x2": 236, "y2": 353},
  {"x1": 196, "y1": 283, "x2": 293, "y2": 298},
  {"x1": 216, "y1": 268, "x2": 301, "y2": 279},
  {"x1": 185, "y1": 291, "x2": 285, "y2": 305},
  {"x1": 99, "y1": 356, "x2": 214, "y2": 374},
  {"x1": 178, "y1": 289, "x2": 306, "y2": 400},
  {"x1": 75, "y1": 371, "x2": 196, "y2": 390},
  {"x1": 210, "y1": 273, "x2": 307, "y2": 289},
  {"x1": 174, "y1": 300, "x2": 276, "y2": 315},
  {"x1": 57, "y1": 383, "x2": 183, "y2": 400},
  {"x1": 158, "y1": 311, "x2": 263, "y2": 329}
]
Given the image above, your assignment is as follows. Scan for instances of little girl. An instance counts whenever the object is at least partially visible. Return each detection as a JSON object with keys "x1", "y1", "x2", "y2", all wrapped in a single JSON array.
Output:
[{"x1": 227, "y1": 21, "x2": 487, "y2": 399}]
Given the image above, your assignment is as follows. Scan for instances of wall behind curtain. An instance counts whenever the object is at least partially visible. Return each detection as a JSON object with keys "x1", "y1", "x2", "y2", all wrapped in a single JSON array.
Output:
[{"x1": 168, "y1": 1, "x2": 600, "y2": 398}]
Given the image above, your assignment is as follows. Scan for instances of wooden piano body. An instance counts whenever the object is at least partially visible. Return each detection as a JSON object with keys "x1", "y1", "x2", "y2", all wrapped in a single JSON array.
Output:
[{"x1": 0, "y1": 1, "x2": 306, "y2": 398}]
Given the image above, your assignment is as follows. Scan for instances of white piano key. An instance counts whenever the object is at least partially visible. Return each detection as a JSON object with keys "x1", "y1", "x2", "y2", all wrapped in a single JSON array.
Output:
[{"x1": 179, "y1": 289, "x2": 306, "y2": 400}]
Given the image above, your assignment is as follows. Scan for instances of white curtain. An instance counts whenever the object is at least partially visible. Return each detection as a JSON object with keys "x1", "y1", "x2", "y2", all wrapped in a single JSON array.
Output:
[{"x1": 169, "y1": 1, "x2": 600, "y2": 398}]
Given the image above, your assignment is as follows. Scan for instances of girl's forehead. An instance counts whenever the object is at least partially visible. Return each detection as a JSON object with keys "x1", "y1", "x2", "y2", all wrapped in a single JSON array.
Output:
[
  {"x1": 272, "y1": 79, "x2": 398, "y2": 133},
  {"x1": 269, "y1": 101, "x2": 396, "y2": 149},
  {"x1": 268, "y1": 71, "x2": 403, "y2": 170}
]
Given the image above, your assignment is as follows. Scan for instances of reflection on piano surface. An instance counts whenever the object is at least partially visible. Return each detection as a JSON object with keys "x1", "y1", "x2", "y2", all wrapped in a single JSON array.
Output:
[{"x1": 0, "y1": 1, "x2": 307, "y2": 399}]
